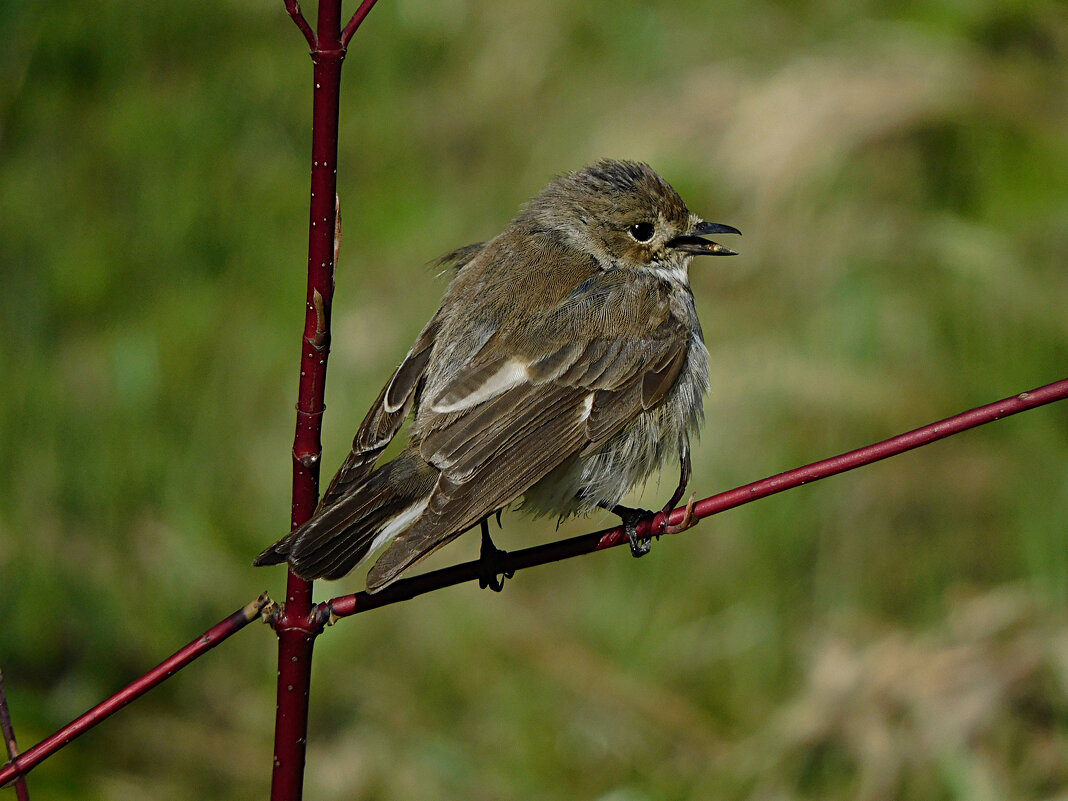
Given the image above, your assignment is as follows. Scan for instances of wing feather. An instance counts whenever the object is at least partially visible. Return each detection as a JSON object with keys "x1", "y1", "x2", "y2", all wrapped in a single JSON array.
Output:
[{"x1": 318, "y1": 310, "x2": 442, "y2": 507}]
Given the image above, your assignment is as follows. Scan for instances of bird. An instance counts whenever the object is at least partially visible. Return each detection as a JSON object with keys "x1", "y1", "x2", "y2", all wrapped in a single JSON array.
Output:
[{"x1": 254, "y1": 159, "x2": 740, "y2": 592}]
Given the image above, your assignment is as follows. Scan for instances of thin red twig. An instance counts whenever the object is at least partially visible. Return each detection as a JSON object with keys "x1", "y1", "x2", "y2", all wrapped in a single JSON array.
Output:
[
  {"x1": 0, "y1": 670, "x2": 29, "y2": 799},
  {"x1": 342, "y1": 0, "x2": 382, "y2": 47},
  {"x1": 283, "y1": 0, "x2": 316, "y2": 48},
  {"x1": 322, "y1": 377, "x2": 1068, "y2": 620},
  {"x1": 0, "y1": 596, "x2": 270, "y2": 789}
]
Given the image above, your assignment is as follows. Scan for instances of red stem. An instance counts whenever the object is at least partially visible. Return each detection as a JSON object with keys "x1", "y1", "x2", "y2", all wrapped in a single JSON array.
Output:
[
  {"x1": 324, "y1": 377, "x2": 1068, "y2": 619},
  {"x1": 282, "y1": 0, "x2": 316, "y2": 49},
  {"x1": 0, "y1": 597, "x2": 268, "y2": 789},
  {"x1": 268, "y1": 1, "x2": 379, "y2": 799}
]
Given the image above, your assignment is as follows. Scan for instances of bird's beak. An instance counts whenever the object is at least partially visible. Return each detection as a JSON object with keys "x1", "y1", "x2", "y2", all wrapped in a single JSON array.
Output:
[{"x1": 668, "y1": 220, "x2": 741, "y2": 256}]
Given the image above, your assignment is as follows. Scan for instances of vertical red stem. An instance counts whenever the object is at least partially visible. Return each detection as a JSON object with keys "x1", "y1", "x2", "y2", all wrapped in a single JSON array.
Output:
[{"x1": 268, "y1": 1, "x2": 346, "y2": 799}]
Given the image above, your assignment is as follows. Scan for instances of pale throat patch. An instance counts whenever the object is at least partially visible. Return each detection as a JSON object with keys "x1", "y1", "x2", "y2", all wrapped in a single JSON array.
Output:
[{"x1": 643, "y1": 260, "x2": 690, "y2": 286}]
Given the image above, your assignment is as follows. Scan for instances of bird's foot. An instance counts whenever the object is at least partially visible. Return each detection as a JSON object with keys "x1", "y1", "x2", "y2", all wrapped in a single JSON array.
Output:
[
  {"x1": 662, "y1": 493, "x2": 698, "y2": 535},
  {"x1": 478, "y1": 519, "x2": 513, "y2": 592},
  {"x1": 612, "y1": 506, "x2": 655, "y2": 557}
]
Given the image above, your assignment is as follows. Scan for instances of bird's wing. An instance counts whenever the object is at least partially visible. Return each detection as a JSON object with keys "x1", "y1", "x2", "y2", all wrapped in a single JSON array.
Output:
[
  {"x1": 316, "y1": 310, "x2": 442, "y2": 508},
  {"x1": 318, "y1": 243, "x2": 489, "y2": 508},
  {"x1": 365, "y1": 312, "x2": 690, "y2": 589}
]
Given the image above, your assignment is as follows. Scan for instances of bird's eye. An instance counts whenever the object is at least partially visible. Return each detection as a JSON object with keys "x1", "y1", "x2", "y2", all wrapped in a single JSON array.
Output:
[{"x1": 628, "y1": 222, "x2": 655, "y2": 242}]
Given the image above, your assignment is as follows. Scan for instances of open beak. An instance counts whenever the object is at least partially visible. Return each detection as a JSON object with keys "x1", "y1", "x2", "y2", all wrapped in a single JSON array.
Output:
[{"x1": 668, "y1": 220, "x2": 741, "y2": 256}]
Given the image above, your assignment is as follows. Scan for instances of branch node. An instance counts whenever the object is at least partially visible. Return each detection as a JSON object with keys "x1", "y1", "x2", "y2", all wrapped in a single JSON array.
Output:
[
  {"x1": 258, "y1": 595, "x2": 282, "y2": 625},
  {"x1": 309, "y1": 289, "x2": 329, "y2": 350},
  {"x1": 294, "y1": 407, "x2": 325, "y2": 422},
  {"x1": 271, "y1": 604, "x2": 328, "y2": 637},
  {"x1": 316, "y1": 602, "x2": 339, "y2": 628}
]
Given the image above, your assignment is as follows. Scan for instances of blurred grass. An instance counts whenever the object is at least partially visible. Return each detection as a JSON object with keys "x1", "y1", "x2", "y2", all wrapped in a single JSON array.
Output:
[{"x1": 1, "y1": 0, "x2": 1066, "y2": 798}]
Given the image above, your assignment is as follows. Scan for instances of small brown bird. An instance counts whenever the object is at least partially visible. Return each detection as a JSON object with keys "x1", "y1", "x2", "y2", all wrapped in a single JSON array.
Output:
[{"x1": 255, "y1": 160, "x2": 739, "y2": 591}]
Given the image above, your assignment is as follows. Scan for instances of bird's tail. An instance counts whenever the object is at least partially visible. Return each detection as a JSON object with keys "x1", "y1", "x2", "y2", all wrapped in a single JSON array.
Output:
[{"x1": 253, "y1": 449, "x2": 438, "y2": 581}]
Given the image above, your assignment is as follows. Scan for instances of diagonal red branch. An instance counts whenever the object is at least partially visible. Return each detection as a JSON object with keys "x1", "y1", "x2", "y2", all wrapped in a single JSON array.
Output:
[
  {"x1": 0, "y1": 596, "x2": 270, "y2": 789},
  {"x1": 283, "y1": 0, "x2": 316, "y2": 48},
  {"x1": 0, "y1": 669, "x2": 29, "y2": 800},
  {"x1": 342, "y1": 0, "x2": 382, "y2": 47},
  {"x1": 322, "y1": 377, "x2": 1068, "y2": 620}
]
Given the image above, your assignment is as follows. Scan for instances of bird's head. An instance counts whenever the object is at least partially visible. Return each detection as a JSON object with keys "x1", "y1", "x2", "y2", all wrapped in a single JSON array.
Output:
[{"x1": 523, "y1": 159, "x2": 739, "y2": 277}]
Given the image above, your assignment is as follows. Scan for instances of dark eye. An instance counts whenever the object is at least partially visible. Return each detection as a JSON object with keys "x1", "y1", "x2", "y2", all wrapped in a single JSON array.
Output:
[{"x1": 628, "y1": 222, "x2": 655, "y2": 242}]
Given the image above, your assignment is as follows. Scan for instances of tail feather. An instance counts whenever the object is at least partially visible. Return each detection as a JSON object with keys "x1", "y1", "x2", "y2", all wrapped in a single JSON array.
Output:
[{"x1": 253, "y1": 450, "x2": 437, "y2": 581}]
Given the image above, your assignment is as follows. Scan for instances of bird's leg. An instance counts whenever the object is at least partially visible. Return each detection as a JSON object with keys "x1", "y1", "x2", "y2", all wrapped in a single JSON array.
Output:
[
  {"x1": 662, "y1": 438, "x2": 691, "y2": 513},
  {"x1": 601, "y1": 440, "x2": 699, "y2": 554},
  {"x1": 478, "y1": 516, "x2": 513, "y2": 592},
  {"x1": 661, "y1": 439, "x2": 698, "y2": 535}
]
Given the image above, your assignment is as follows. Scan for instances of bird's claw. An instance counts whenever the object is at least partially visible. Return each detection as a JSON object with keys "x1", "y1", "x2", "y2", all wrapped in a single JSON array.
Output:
[
  {"x1": 478, "y1": 561, "x2": 514, "y2": 592},
  {"x1": 479, "y1": 570, "x2": 512, "y2": 592},
  {"x1": 662, "y1": 493, "x2": 698, "y2": 535},
  {"x1": 626, "y1": 527, "x2": 652, "y2": 557},
  {"x1": 478, "y1": 520, "x2": 513, "y2": 592},
  {"x1": 617, "y1": 508, "x2": 655, "y2": 557}
]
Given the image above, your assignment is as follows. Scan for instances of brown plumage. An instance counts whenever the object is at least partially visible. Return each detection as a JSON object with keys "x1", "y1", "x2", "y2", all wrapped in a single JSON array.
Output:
[{"x1": 254, "y1": 159, "x2": 739, "y2": 591}]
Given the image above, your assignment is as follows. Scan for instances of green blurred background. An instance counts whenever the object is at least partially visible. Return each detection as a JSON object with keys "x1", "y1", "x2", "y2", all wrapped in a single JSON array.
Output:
[{"x1": 2, "y1": 0, "x2": 1067, "y2": 798}]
